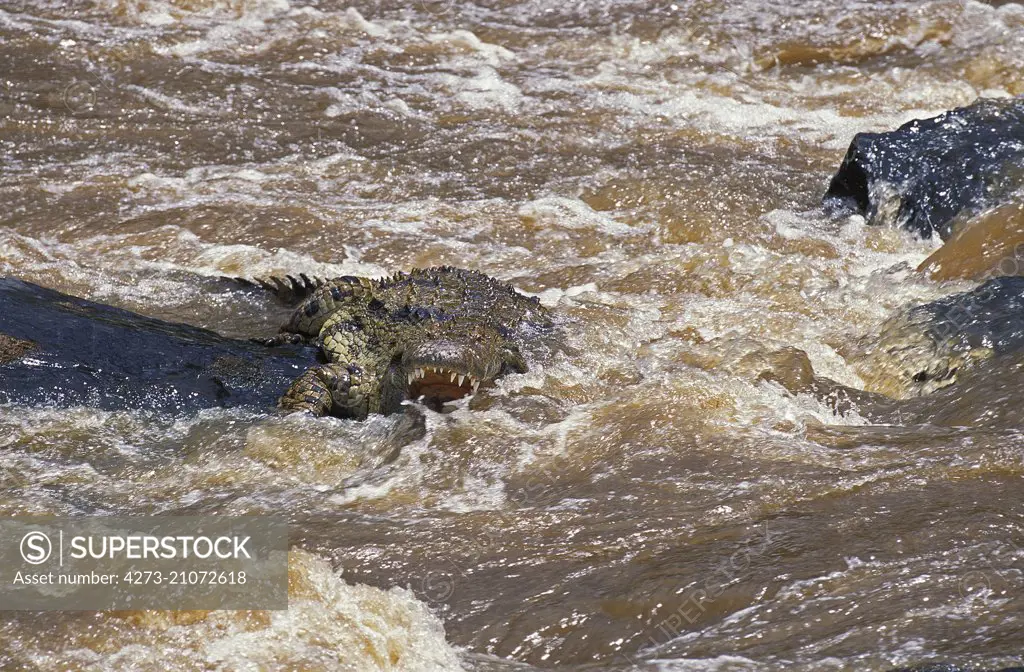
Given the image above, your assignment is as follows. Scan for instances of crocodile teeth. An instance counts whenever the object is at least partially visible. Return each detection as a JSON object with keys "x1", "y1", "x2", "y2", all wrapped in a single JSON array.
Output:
[
  {"x1": 457, "y1": 374, "x2": 466, "y2": 387},
  {"x1": 408, "y1": 373, "x2": 415, "y2": 386},
  {"x1": 416, "y1": 368, "x2": 425, "y2": 379},
  {"x1": 450, "y1": 372, "x2": 457, "y2": 383},
  {"x1": 471, "y1": 380, "x2": 480, "y2": 394}
]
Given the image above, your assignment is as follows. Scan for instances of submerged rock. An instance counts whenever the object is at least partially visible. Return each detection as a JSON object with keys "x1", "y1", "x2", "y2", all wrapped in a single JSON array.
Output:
[
  {"x1": 824, "y1": 97, "x2": 1024, "y2": 240},
  {"x1": 0, "y1": 277, "x2": 318, "y2": 413},
  {"x1": 917, "y1": 200, "x2": 1024, "y2": 281},
  {"x1": 853, "y1": 276, "x2": 1024, "y2": 398},
  {"x1": 892, "y1": 353, "x2": 1024, "y2": 429}
]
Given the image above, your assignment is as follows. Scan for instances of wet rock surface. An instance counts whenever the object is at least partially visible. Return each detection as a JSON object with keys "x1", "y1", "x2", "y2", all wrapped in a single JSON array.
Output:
[
  {"x1": 917, "y1": 201, "x2": 1024, "y2": 281},
  {"x1": 0, "y1": 277, "x2": 318, "y2": 413},
  {"x1": 824, "y1": 97, "x2": 1024, "y2": 240},
  {"x1": 855, "y1": 276, "x2": 1024, "y2": 398},
  {"x1": 892, "y1": 354, "x2": 1024, "y2": 429}
]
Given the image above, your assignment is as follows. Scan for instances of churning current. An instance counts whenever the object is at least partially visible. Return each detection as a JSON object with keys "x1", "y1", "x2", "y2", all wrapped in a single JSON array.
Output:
[{"x1": 1, "y1": 0, "x2": 1023, "y2": 670}]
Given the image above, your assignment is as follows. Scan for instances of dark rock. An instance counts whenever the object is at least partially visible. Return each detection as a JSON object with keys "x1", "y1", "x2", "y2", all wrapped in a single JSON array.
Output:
[
  {"x1": 894, "y1": 353, "x2": 1024, "y2": 428},
  {"x1": 854, "y1": 276, "x2": 1024, "y2": 398},
  {"x1": 0, "y1": 277, "x2": 319, "y2": 414},
  {"x1": 907, "y1": 275, "x2": 1024, "y2": 355},
  {"x1": 824, "y1": 97, "x2": 1024, "y2": 240}
]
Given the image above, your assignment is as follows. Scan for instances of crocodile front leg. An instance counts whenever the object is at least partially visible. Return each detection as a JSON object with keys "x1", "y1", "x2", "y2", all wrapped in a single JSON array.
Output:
[{"x1": 279, "y1": 363, "x2": 375, "y2": 418}]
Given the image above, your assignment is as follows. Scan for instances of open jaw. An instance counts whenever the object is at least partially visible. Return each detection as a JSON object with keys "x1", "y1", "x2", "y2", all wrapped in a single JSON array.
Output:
[
  {"x1": 406, "y1": 365, "x2": 482, "y2": 406},
  {"x1": 405, "y1": 364, "x2": 481, "y2": 407}
]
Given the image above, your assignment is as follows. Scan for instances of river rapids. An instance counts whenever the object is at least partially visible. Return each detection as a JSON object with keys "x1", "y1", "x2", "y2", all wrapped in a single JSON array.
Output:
[{"x1": 1, "y1": 0, "x2": 1024, "y2": 669}]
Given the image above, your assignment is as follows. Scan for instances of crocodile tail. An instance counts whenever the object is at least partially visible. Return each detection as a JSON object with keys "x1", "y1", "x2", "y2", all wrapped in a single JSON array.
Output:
[{"x1": 229, "y1": 273, "x2": 331, "y2": 305}]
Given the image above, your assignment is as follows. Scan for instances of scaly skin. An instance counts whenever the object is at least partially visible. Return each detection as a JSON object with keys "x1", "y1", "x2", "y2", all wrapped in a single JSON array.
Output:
[{"x1": 273, "y1": 267, "x2": 552, "y2": 418}]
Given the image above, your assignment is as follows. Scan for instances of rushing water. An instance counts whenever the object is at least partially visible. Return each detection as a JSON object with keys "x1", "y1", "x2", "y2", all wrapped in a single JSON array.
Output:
[{"x1": 2, "y1": 0, "x2": 1024, "y2": 669}]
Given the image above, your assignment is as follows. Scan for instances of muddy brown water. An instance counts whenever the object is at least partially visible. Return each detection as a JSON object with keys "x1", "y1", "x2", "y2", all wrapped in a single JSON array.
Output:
[{"x1": 2, "y1": 0, "x2": 1024, "y2": 669}]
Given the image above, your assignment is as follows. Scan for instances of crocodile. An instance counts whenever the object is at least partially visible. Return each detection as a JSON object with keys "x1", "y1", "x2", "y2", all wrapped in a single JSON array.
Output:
[{"x1": 255, "y1": 266, "x2": 555, "y2": 418}]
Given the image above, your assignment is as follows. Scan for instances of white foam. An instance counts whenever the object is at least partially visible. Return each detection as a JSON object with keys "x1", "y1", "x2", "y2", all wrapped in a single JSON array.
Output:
[
  {"x1": 427, "y1": 29, "x2": 516, "y2": 67},
  {"x1": 0, "y1": 227, "x2": 388, "y2": 308},
  {"x1": 151, "y1": 0, "x2": 295, "y2": 57},
  {"x1": 433, "y1": 66, "x2": 524, "y2": 113},
  {"x1": 518, "y1": 197, "x2": 633, "y2": 236},
  {"x1": 124, "y1": 85, "x2": 223, "y2": 116},
  {"x1": 10, "y1": 550, "x2": 467, "y2": 671}
]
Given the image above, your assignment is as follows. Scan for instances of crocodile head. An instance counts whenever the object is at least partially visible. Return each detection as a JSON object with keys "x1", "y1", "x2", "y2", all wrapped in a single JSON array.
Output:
[
  {"x1": 382, "y1": 320, "x2": 528, "y2": 413},
  {"x1": 275, "y1": 266, "x2": 554, "y2": 418}
]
